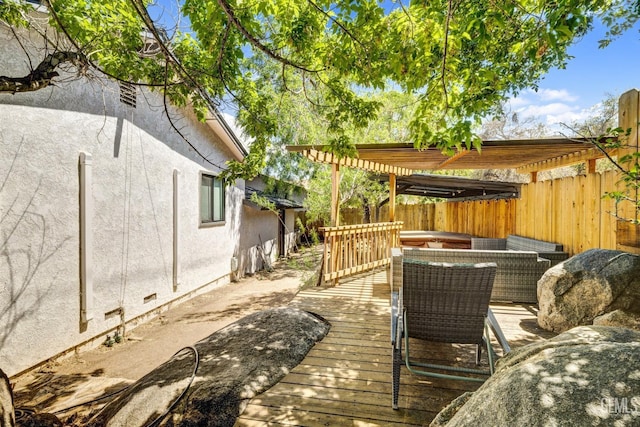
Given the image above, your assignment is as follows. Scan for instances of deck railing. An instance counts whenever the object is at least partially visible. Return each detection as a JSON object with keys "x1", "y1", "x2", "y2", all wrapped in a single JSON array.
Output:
[{"x1": 320, "y1": 222, "x2": 403, "y2": 283}]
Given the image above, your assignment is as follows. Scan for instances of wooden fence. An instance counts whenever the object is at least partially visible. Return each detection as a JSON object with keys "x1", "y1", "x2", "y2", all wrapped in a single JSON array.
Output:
[
  {"x1": 340, "y1": 169, "x2": 639, "y2": 256},
  {"x1": 320, "y1": 222, "x2": 403, "y2": 283},
  {"x1": 342, "y1": 204, "x2": 436, "y2": 230}
]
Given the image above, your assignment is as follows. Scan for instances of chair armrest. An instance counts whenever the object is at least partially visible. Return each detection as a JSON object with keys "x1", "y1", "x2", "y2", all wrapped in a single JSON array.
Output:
[
  {"x1": 537, "y1": 251, "x2": 569, "y2": 266},
  {"x1": 486, "y1": 308, "x2": 511, "y2": 354},
  {"x1": 391, "y1": 248, "x2": 403, "y2": 294},
  {"x1": 391, "y1": 291, "x2": 398, "y2": 345},
  {"x1": 391, "y1": 290, "x2": 404, "y2": 349},
  {"x1": 535, "y1": 256, "x2": 552, "y2": 272}
]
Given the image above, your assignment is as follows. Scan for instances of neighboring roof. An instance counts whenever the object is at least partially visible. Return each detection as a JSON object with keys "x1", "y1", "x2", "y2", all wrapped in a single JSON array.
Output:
[
  {"x1": 287, "y1": 137, "x2": 615, "y2": 175},
  {"x1": 244, "y1": 186, "x2": 304, "y2": 210},
  {"x1": 377, "y1": 173, "x2": 521, "y2": 201}
]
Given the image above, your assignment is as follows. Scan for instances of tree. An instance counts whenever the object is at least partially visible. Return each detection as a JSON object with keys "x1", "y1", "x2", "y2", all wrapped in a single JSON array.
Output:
[
  {"x1": 478, "y1": 106, "x2": 549, "y2": 141},
  {"x1": 303, "y1": 166, "x2": 386, "y2": 225},
  {"x1": 565, "y1": 93, "x2": 619, "y2": 138},
  {"x1": 257, "y1": 89, "x2": 413, "y2": 224},
  {"x1": 1, "y1": 0, "x2": 639, "y2": 179}
]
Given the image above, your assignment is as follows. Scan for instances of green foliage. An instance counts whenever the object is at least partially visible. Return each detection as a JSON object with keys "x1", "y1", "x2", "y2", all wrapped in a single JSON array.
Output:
[
  {"x1": 0, "y1": 0, "x2": 31, "y2": 27},
  {"x1": 303, "y1": 165, "x2": 386, "y2": 225},
  {"x1": 2, "y1": 0, "x2": 639, "y2": 180},
  {"x1": 249, "y1": 192, "x2": 276, "y2": 212}
]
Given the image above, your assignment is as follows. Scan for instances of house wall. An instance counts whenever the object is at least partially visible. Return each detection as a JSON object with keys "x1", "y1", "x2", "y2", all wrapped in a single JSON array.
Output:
[
  {"x1": 0, "y1": 26, "x2": 245, "y2": 376},
  {"x1": 237, "y1": 207, "x2": 298, "y2": 276},
  {"x1": 284, "y1": 209, "x2": 297, "y2": 254},
  {"x1": 238, "y1": 208, "x2": 279, "y2": 275}
]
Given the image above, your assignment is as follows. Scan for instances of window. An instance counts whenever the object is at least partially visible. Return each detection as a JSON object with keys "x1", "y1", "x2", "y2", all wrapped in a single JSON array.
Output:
[{"x1": 200, "y1": 173, "x2": 225, "y2": 224}]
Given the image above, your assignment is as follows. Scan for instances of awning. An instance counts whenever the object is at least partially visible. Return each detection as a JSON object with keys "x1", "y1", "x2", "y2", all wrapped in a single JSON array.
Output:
[
  {"x1": 377, "y1": 173, "x2": 521, "y2": 201},
  {"x1": 244, "y1": 186, "x2": 304, "y2": 210}
]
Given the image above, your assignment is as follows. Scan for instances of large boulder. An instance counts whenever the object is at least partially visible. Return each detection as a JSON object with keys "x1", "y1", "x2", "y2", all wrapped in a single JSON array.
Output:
[
  {"x1": 1, "y1": 368, "x2": 62, "y2": 427},
  {"x1": 431, "y1": 326, "x2": 640, "y2": 426},
  {"x1": 88, "y1": 307, "x2": 329, "y2": 427},
  {"x1": 537, "y1": 249, "x2": 640, "y2": 333},
  {"x1": 1, "y1": 369, "x2": 13, "y2": 427}
]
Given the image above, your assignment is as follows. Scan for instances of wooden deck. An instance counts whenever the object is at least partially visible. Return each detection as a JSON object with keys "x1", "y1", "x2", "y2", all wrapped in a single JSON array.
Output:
[{"x1": 235, "y1": 269, "x2": 554, "y2": 426}]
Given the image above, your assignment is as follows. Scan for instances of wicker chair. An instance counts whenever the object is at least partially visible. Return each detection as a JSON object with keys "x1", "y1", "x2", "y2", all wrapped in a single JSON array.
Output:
[{"x1": 391, "y1": 259, "x2": 510, "y2": 409}]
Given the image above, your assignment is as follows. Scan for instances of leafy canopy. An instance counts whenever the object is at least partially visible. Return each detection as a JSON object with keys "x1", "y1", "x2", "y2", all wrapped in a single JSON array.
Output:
[{"x1": 1, "y1": 0, "x2": 638, "y2": 179}]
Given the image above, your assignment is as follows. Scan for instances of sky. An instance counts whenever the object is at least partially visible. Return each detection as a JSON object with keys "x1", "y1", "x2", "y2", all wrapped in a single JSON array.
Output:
[{"x1": 507, "y1": 19, "x2": 640, "y2": 130}]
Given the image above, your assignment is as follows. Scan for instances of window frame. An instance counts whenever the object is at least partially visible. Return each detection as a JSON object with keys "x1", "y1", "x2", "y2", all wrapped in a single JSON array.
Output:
[{"x1": 199, "y1": 172, "x2": 226, "y2": 227}]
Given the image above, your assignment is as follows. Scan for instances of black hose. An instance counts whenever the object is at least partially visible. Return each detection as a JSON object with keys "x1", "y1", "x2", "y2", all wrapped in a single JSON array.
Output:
[
  {"x1": 144, "y1": 345, "x2": 200, "y2": 427},
  {"x1": 41, "y1": 344, "x2": 201, "y2": 426}
]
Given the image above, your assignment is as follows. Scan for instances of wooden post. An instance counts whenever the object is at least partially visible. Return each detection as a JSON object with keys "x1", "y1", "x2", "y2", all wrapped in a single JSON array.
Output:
[
  {"x1": 331, "y1": 162, "x2": 340, "y2": 227},
  {"x1": 619, "y1": 90, "x2": 639, "y2": 223},
  {"x1": 617, "y1": 90, "x2": 640, "y2": 253},
  {"x1": 389, "y1": 173, "x2": 396, "y2": 222},
  {"x1": 586, "y1": 159, "x2": 597, "y2": 174},
  {"x1": 530, "y1": 171, "x2": 538, "y2": 183}
]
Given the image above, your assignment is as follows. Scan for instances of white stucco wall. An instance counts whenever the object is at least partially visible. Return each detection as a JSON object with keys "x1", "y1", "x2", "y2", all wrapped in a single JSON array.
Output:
[
  {"x1": 238, "y1": 207, "x2": 278, "y2": 276},
  {"x1": 284, "y1": 209, "x2": 298, "y2": 253},
  {"x1": 0, "y1": 25, "x2": 244, "y2": 376},
  {"x1": 237, "y1": 206, "x2": 299, "y2": 277}
]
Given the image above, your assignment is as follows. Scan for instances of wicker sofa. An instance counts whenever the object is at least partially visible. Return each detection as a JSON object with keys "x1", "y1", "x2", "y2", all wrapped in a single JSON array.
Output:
[
  {"x1": 392, "y1": 247, "x2": 550, "y2": 303},
  {"x1": 471, "y1": 235, "x2": 569, "y2": 266}
]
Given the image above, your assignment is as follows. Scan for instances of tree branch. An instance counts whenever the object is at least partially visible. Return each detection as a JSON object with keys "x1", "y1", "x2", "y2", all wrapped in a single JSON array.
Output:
[
  {"x1": 215, "y1": 0, "x2": 324, "y2": 74},
  {"x1": 306, "y1": 0, "x2": 365, "y2": 51},
  {"x1": 440, "y1": 0, "x2": 453, "y2": 111},
  {"x1": 0, "y1": 51, "x2": 86, "y2": 93}
]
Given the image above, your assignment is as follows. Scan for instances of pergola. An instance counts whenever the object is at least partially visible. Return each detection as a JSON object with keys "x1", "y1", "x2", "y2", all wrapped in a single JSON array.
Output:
[{"x1": 287, "y1": 137, "x2": 615, "y2": 226}]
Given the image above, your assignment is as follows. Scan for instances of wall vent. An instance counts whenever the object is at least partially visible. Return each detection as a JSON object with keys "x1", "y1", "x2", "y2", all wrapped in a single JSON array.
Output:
[
  {"x1": 143, "y1": 293, "x2": 157, "y2": 304},
  {"x1": 119, "y1": 82, "x2": 137, "y2": 108},
  {"x1": 104, "y1": 307, "x2": 123, "y2": 320}
]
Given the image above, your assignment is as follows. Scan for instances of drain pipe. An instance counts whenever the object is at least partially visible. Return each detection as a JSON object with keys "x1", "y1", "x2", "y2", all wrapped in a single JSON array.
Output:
[
  {"x1": 79, "y1": 152, "x2": 94, "y2": 323},
  {"x1": 173, "y1": 169, "x2": 180, "y2": 290}
]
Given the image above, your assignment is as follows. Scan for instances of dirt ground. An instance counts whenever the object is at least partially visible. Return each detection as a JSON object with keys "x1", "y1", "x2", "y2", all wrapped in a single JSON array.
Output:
[{"x1": 9, "y1": 246, "x2": 321, "y2": 422}]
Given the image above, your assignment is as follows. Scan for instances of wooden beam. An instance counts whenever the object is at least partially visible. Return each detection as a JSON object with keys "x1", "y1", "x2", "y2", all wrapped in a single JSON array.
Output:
[
  {"x1": 587, "y1": 159, "x2": 597, "y2": 174},
  {"x1": 331, "y1": 163, "x2": 340, "y2": 227},
  {"x1": 389, "y1": 173, "x2": 396, "y2": 222},
  {"x1": 516, "y1": 147, "x2": 609, "y2": 174},
  {"x1": 435, "y1": 150, "x2": 469, "y2": 169},
  {"x1": 299, "y1": 149, "x2": 412, "y2": 176}
]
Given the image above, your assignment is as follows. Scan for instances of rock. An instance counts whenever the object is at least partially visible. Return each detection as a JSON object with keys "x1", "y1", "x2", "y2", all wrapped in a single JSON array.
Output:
[
  {"x1": 430, "y1": 393, "x2": 472, "y2": 427},
  {"x1": 430, "y1": 326, "x2": 640, "y2": 426},
  {"x1": 88, "y1": 307, "x2": 330, "y2": 427},
  {"x1": 594, "y1": 309, "x2": 640, "y2": 329},
  {"x1": 537, "y1": 249, "x2": 640, "y2": 333},
  {"x1": 0, "y1": 370, "x2": 61, "y2": 427},
  {"x1": 1, "y1": 369, "x2": 14, "y2": 427}
]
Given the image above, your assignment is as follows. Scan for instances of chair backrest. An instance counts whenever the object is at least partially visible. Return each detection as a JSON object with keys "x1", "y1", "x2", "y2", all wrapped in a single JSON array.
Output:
[
  {"x1": 402, "y1": 260, "x2": 497, "y2": 344},
  {"x1": 506, "y1": 235, "x2": 564, "y2": 252}
]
